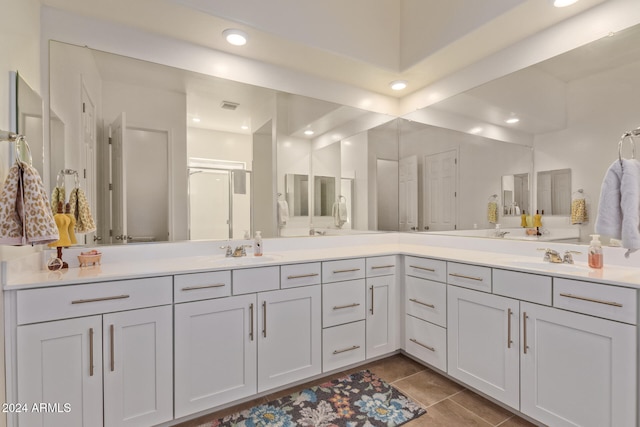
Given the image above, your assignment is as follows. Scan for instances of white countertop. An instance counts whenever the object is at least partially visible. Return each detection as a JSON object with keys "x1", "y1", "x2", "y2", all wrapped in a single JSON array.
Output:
[{"x1": 4, "y1": 234, "x2": 640, "y2": 290}]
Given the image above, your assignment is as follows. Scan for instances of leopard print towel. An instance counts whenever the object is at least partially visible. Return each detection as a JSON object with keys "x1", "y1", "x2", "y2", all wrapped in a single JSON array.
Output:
[{"x1": 69, "y1": 188, "x2": 96, "y2": 233}]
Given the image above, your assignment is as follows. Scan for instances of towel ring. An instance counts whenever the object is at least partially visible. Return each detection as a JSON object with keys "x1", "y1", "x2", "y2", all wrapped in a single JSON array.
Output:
[
  {"x1": 14, "y1": 135, "x2": 32, "y2": 167},
  {"x1": 618, "y1": 133, "x2": 636, "y2": 166}
]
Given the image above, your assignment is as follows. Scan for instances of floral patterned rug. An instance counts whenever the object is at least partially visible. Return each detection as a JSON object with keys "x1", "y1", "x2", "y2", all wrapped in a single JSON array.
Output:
[{"x1": 198, "y1": 370, "x2": 426, "y2": 427}]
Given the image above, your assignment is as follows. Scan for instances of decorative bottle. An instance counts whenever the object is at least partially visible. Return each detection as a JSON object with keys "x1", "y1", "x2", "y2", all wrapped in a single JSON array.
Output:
[
  {"x1": 254, "y1": 231, "x2": 263, "y2": 256},
  {"x1": 588, "y1": 234, "x2": 603, "y2": 269}
]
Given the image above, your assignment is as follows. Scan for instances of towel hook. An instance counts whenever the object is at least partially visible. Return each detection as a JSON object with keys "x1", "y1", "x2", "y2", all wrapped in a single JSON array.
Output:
[
  {"x1": 619, "y1": 132, "x2": 636, "y2": 166},
  {"x1": 14, "y1": 135, "x2": 32, "y2": 166}
]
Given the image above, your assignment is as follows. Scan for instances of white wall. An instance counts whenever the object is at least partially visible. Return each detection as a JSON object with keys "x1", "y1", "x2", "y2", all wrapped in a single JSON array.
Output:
[
  {"x1": 533, "y1": 58, "x2": 640, "y2": 242},
  {"x1": 187, "y1": 127, "x2": 252, "y2": 165},
  {"x1": 342, "y1": 131, "x2": 369, "y2": 229},
  {"x1": 277, "y1": 137, "x2": 310, "y2": 236}
]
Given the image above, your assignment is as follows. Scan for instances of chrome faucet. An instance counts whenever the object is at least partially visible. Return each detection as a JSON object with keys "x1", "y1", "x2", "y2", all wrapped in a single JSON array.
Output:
[
  {"x1": 233, "y1": 244, "x2": 252, "y2": 257},
  {"x1": 220, "y1": 244, "x2": 233, "y2": 257},
  {"x1": 495, "y1": 230, "x2": 510, "y2": 238},
  {"x1": 562, "y1": 250, "x2": 582, "y2": 264},
  {"x1": 538, "y1": 248, "x2": 581, "y2": 264}
]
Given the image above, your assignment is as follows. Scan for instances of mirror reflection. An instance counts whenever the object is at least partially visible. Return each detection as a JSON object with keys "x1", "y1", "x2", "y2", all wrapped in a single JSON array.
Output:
[
  {"x1": 537, "y1": 168, "x2": 571, "y2": 216},
  {"x1": 14, "y1": 73, "x2": 44, "y2": 179},
  {"x1": 502, "y1": 173, "x2": 529, "y2": 216}
]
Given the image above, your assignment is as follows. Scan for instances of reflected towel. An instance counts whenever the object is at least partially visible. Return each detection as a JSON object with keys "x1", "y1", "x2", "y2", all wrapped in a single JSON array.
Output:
[
  {"x1": 69, "y1": 188, "x2": 96, "y2": 233},
  {"x1": 595, "y1": 159, "x2": 640, "y2": 257},
  {"x1": 0, "y1": 162, "x2": 58, "y2": 245},
  {"x1": 277, "y1": 200, "x2": 289, "y2": 227},
  {"x1": 571, "y1": 198, "x2": 588, "y2": 224},
  {"x1": 487, "y1": 201, "x2": 498, "y2": 224},
  {"x1": 333, "y1": 201, "x2": 347, "y2": 228},
  {"x1": 50, "y1": 186, "x2": 65, "y2": 215}
]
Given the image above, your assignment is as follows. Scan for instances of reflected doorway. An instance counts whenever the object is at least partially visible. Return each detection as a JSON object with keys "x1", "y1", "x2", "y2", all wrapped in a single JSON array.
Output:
[{"x1": 188, "y1": 160, "x2": 252, "y2": 240}]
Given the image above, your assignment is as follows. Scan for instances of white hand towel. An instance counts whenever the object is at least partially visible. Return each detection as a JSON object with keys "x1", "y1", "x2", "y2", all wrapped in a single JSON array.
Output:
[
  {"x1": 333, "y1": 201, "x2": 347, "y2": 228},
  {"x1": 595, "y1": 159, "x2": 640, "y2": 257},
  {"x1": 277, "y1": 200, "x2": 289, "y2": 227}
]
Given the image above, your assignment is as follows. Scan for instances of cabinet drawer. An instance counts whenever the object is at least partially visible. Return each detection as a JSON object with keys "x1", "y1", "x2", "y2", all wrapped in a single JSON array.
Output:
[
  {"x1": 553, "y1": 278, "x2": 637, "y2": 324},
  {"x1": 493, "y1": 269, "x2": 551, "y2": 306},
  {"x1": 16, "y1": 277, "x2": 173, "y2": 325},
  {"x1": 405, "y1": 315, "x2": 447, "y2": 372},
  {"x1": 405, "y1": 256, "x2": 447, "y2": 283},
  {"x1": 322, "y1": 258, "x2": 365, "y2": 283},
  {"x1": 233, "y1": 266, "x2": 280, "y2": 295},
  {"x1": 281, "y1": 263, "x2": 321, "y2": 289},
  {"x1": 447, "y1": 262, "x2": 492, "y2": 292},
  {"x1": 323, "y1": 321, "x2": 366, "y2": 372},
  {"x1": 366, "y1": 255, "x2": 396, "y2": 277},
  {"x1": 323, "y1": 279, "x2": 366, "y2": 327},
  {"x1": 174, "y1": 271, "x2": 231, "y2": 303},
  {"x1": 406, "y1": 276, "x2": 446, "y2": 327}
]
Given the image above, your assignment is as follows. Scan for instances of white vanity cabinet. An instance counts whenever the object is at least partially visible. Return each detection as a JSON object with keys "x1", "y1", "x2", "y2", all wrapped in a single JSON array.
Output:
[
  {"x1": 365, "y1": 255, "x2": 398, "y2": 358},
  {"x1": 257, "y1": 285, "x2": 322, "y2": 391},
  {"x1": 174, "y1": 294, "x2": 257, "y2": 418},
  {"x1": 404, "y1": 256, "x2": 448, "y2": 372},
  {"x1": 15, "y1": 277, "x2": 174, "y2": 427},
  {"x1": 448, "y1": 267, "x2": 638, "y2": 427},
  {"x1": 447, "y1": 285, "x2": 520, "y2": 409}
]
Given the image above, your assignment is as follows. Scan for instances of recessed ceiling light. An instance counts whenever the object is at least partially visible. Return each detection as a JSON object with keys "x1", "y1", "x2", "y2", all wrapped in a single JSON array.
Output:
[
  {"x1": 222, "y1": 29, "x2": 248, "y2": 46},
  {"x1": 241, "y1": 125, "x2": 249, "y2": 130},
  {"x1": 390, "y1": 80, "x2": 408, "y2": 91},
  {"x1": 192, "y1": 117, "x2": 201, "y2": 123},
  {"x1": 470, "y1": 127, "x2": 483, "y2": 134},
  {"x1": 304, "y1": 130, "x2": 314, "y2": 136},
  {"x1": 505, "y1": 117, "x2": 520, "y2": 124},
  {"x1": 552, "y1": 0, "x2": 578, "y2": 7}
]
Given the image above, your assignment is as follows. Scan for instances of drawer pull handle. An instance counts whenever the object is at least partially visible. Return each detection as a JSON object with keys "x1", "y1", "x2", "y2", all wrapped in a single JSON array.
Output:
[
  {"x1": 409, "y1": 298, "x2": 435, "y2": 309},
  {"x1": 181, "y1": 283, "x2": 226, "y2": 291},
  {"x1": 333, "y1": 268, "x2": 361, "y2": 274},
  {"x1": 333, "y1": 303, "x2": 361, "y2": 310},
  {"x1": 559, "y1": 293, "x2": 623, "y2": 307},
  {"x1": 110, "y1": 324, "x2": 115, "y2": 372},
  {"x1": 72, "y1": 295, "x2": 130, "y2": 304},
  {"x1": 249, "y1": 303, "x2": 254, "y2": 341},
  {"x1": 371, "y1": 265, "x2": 394, "y2": 269},
  {"x1": 449, "y1": 273, "x2": 483, "y2": 282},
  {"x1": 287, "y1": 273, "x2": 319, "y2": 279},
  {"x1": 409, "y1": 265, "x2": 436, "y2": 272},
  {"x1": 333, "y1": 345, "x2": 360, "y2": 355},
  {"x1": 523, "y1": 312, "x2": 529, "y2": 354},
  {"x1": 89, "y1": 328, "x2": 94, "y2": 377},
  {"x1": 507, "y1": 308, "x2": 513, "y2": 349},
  {"x1": 409, "y1": 338, "x2": 435, "y2": 352}
]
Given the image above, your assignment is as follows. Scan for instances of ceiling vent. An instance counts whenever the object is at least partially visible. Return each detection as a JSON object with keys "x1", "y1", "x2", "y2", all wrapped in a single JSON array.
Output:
[{"x1": 220, "y1": 101, "x2": 239, "y2": 110}]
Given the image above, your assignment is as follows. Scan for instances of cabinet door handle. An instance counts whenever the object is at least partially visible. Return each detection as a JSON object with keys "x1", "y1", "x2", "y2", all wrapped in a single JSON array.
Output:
[
  {"x1": 89, "y1": 328, "x2": 94, "y2": 377},
  {"x1": 371, "y1": 265, "x2": 394, "y2": 269},
  {"x1": 333, "y1": 268, "x2": 361, "y2": 274},
  {"x1": 523, "y1": 312, "x2": 529, "y2": 354},
  {"x1": 333, "y1": 303, "x2": 361, "y2": 310},
  {"x1": 507, "y1": 308, "x2": 513, "y2": 349},
  {"x1": 262, "y1": 301, "x2": 267, "y2": 338},
  {"x1": 110, "y1": 324, "x2": 115, "y2": 372},
  {"x1": 409, "y1": 338, "x2": 435, "y2": 352},
  {"x1": 332, "y1": 345, "x2": 360, "y2": 355},
  {"x1": 409, "y1": 265, "x2": 435, "y2": 272},
  {"x1": 249, "y1": 303, "x2": 254, "y2": 341},
  {"x1": 370, "y1": 286, "x2": 374, "y2": 315},
  {"x1": 287, "y1": 273, "x2": 319, "y2": 279},
  {"x1": 558, "y1": 293, "x2": 623, "y2": 307},
  {"x1": 449, "y1": 272, "x2": 483, "y2": 282},
  {"x1": 72, "y1": 294, "x2": 130, "y2": 304},
  {"x1": 181, "y1": 283, "x2": 226, "y2": 291},
  {"x1": 409, "y1": 298, "x2": 435, "y2": 309}
]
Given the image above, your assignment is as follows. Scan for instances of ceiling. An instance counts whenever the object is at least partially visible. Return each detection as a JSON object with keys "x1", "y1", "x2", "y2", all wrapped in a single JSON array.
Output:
[{"x1": 40, "y1": 0, "x2": 609, "y2": 98}]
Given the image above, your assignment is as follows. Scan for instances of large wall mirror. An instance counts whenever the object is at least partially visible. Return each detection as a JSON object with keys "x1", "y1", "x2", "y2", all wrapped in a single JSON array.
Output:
[{"x1": 401, "y1": 22, "x2": 640, "y2": 244}]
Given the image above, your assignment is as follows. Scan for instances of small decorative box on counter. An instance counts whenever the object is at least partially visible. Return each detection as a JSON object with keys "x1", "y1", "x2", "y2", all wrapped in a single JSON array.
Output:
[{"x1": 78, "y1": 250, "x2": 102, "y2": 267}]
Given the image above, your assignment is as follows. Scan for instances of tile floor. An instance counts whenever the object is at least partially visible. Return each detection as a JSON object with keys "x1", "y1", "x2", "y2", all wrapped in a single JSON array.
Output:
[{"x1": 177, "y1": 354, "x2": 540, "y2": 427}]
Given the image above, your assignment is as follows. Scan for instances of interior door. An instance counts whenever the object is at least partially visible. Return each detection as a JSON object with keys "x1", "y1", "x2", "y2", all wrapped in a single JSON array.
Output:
[
  {"x1": 110, "y1": 113, "x2": 127, "y2": 244},
  {"x1": 399, "y1": 155, "x2": 418, "y2": 231},
  {"x1": 424, "y1": 149, "x2": 457, "y2": 231},
  {"x1": 188, "y1": 169, "x2": 231, "y2": 240},
  {"x1": 81, "y1": 82, "x2": 97, "y2": 244}
]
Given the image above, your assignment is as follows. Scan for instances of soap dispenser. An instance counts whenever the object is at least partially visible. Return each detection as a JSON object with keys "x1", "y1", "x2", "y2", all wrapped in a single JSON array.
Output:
[
  {"x1": 254, "y1": 231, "x2": 263, "y2": 256},
  {"x1": 588, "y1": 234, "x2": 603, "y2": 269}
]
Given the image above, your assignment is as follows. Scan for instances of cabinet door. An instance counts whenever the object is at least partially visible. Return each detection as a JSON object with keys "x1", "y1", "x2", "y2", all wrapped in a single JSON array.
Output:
[
  {"x1": 366, "y1": 275, "x2": 397, "y2": 358},
  {"x1": 103, "y1": 306, "x2": 173, "y2": 427},
  {"x1": 17, "y1": 316, "x2": 103, "y2": 427},
  {"x1": 174, "y1": 294, "x2": 257, "y2": 418},
  {"x1": 447, "y1": 286, "x2": 520, "y2": 409},
  {"x1": 521, "y1": 302, "x2": 637, "y2": 427},
  {"x1": 258, "y1": 285, "x2": 321, "y2": 392}
]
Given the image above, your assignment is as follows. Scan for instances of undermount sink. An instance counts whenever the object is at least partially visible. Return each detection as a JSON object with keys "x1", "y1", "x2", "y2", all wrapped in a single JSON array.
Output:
[
  {"x1": 500, "y1": 259, "x2": 592, "y2": 273},
  {"x1": 208, "y1": 254, "x2": 283, "y2": 266}
]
